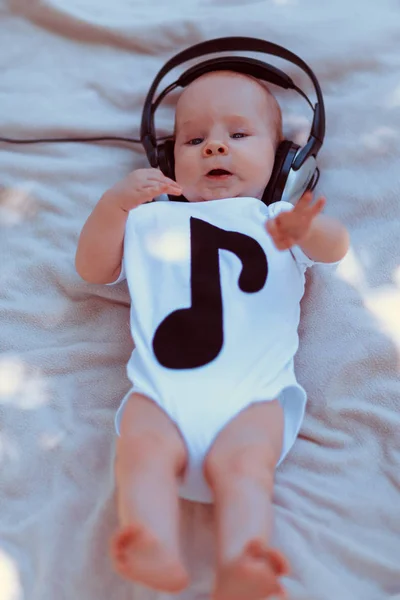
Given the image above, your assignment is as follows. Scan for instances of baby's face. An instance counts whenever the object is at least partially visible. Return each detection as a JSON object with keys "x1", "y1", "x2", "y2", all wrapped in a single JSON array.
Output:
[{"x1": 173, "y1": 72, "x2": 277, "y2": 203}]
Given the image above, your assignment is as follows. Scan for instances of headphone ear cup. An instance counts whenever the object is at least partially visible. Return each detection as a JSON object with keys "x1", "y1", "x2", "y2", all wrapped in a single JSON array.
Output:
[
  {"x1": 262, "y1": 140, "x2": 296, "y2": 206},
  {"x1": 157, "y1": 139, "x2": 176, "y2": 180},
  {"x1": 157, "y1": 139, "x2": 188, "y2": 202}
]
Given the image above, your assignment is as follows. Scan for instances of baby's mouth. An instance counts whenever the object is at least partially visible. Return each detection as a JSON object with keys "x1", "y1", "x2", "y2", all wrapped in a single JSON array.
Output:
[{"x1": 206, "y1": 169, "x2": 232, "y2": 179}]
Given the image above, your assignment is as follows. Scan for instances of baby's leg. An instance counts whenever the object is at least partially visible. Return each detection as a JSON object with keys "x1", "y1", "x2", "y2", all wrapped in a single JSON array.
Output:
[
  {"x1": 110, "y1": 392, "x2": 189, "y2": 592},
  {"x1": 204, "y1": 400, "x2": 289, "y2": 600}
]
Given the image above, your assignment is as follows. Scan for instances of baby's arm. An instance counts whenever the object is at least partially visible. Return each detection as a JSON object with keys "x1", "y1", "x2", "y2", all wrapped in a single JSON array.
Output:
[
  {"x1": 75, "y1": 191, "x2": 128, "y2": 284},
  {"x1": 266, "y1": 191, "x2": 349, "y2": 264},
  {"x1": 75, "y1": 169, "x2": 182, "y2": 284},
  {"x1": 297, "y1": 212, "x2": 349, "y2": 264}
]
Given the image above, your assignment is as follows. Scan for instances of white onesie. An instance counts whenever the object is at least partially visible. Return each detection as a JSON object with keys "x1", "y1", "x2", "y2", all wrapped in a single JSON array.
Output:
[{"x1": 109, "y1": 196, "x2": 327, "y2": 503}]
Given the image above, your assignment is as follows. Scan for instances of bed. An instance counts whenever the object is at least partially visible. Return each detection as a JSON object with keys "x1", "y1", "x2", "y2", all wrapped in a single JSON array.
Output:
[{"x1": 1, "y1": 1, "x2": 400, "y2": 599}]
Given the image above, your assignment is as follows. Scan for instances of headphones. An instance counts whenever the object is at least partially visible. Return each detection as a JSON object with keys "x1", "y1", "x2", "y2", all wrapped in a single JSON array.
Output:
[{"x1": 140, "y1": 36, "x2": 325, "y2": 206}]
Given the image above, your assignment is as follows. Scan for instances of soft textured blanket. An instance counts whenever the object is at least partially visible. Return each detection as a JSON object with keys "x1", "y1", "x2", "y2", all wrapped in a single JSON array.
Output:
[{"x1": 1, "y1": 1, "x2": 400, "y2": 599}]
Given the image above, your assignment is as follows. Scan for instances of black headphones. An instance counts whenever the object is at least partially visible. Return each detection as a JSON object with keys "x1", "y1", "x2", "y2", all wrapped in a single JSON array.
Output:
[{"x1": 140, "y1": 36, "x2": 325, "y2": 206}]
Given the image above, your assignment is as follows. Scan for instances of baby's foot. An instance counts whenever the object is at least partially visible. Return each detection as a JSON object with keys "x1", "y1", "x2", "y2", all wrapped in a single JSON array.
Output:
[
  {"x1": 110, "y1": 524, "x2": 189, "y2": 592},
  {"x1": 213, "y1": 538, "x2": 289, "y2": 600}
]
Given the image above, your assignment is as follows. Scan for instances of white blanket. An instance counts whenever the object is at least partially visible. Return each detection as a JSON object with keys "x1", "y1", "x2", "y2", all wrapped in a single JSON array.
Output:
[{"x1": 1, "y1": 1, "x2": 400, "y2": 599}]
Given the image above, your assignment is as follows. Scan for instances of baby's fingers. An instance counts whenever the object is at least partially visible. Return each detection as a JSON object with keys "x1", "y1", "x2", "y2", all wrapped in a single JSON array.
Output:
[
  {"x1": 297, "y1": 192, "x2": 325, "y2": 218},
  {"x1": 309, "y1": 196, "x2": 326, "y2": 217},
  {"x1": 143, "y1": 181, "x2": 182, "y2": 196},
  {"x1": 161, "y1": 182, "x2": 183, "y2": 196},
  {"x1": 296, "y1": 190, "x2": 314, "y2": 210}
]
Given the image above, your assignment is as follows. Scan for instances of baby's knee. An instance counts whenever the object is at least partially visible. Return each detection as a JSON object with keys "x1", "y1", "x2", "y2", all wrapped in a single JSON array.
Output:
[
  {"x1": 116, "y1": 419, "x2": 185, "y2": 476},
  {"x1": 118, "y1": 428, "x2": 172, "y2": 462},
  {"x1": 204, "y1": 442, "x2": 277, "y2": 492},
  {"x1": 117, "y1": 393, "x2": 186, "y2": 471},
  {"x1": 116, "y1": 430, "x2": 187, "y2": 480}
]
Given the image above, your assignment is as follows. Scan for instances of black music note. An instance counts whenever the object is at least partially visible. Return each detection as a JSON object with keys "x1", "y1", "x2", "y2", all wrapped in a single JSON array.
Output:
[{"x1": 153, "y1": 217, "x2": 268, "y2": 369}]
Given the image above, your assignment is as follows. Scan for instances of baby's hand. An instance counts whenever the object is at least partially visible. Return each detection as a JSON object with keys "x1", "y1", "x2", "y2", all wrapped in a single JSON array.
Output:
[
  {"x1": 105, "y1": 168, "x2": 183, "y2": 212},
  {"x1": 265, "y1": 191, "x2": 326, "y2": 250}
]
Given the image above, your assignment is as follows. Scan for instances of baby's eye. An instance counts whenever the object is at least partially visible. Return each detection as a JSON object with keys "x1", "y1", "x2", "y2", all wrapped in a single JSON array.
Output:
[
  {"x1": 231, "y1": 132, "x2": 247, "y2": 139},
  {"x1": 187, "y1": 138, "x2": 203, "y2": 146}
]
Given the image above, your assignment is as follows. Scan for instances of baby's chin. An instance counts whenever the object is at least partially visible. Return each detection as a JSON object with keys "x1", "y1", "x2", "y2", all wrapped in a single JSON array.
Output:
[
  {"x1": 183, "y1": 182, "x2": 245, "y2": 203},
  {"x1": 185, "y1": 188, "x2": 260, "y2": 203}
]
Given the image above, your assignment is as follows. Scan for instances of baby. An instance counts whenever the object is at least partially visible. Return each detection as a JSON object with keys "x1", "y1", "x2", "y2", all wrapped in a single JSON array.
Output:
[{"x1": 76, "y1": 71, "x2": 349, "y2": 600}]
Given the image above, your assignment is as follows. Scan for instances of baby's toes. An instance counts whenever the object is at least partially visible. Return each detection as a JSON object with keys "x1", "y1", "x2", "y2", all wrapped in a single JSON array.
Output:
[{"x1": 266, "y1": 548, "x2": 290, "y2": 577}]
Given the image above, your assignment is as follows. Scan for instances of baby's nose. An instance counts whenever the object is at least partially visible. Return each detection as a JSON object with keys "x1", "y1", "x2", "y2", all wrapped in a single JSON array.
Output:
[{"x1": 203, "y1": 141, "x2": 229, "y2": 156}]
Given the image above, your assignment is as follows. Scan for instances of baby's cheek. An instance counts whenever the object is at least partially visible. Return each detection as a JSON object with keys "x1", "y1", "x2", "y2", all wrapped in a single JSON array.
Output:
[
  {"x1": 174, "y1": 156, "x2": 191, "y2": 185},
  {"x1": 173, "y1": 164, "x2": 195, "y2": 200},
  {"x1": 176, "y1": 166, "x2": 199, "y2": 195}
]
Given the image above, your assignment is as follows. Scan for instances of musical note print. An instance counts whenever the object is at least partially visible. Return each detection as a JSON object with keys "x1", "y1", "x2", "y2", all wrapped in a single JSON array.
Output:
[{"x1": 153, "y1": 217, "x2": 268, "y2": 369}]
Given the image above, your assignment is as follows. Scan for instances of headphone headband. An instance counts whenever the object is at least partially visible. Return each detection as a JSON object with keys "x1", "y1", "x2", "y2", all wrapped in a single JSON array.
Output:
[{"x1": 140, "y1": 36, "x2": 325, "y2": 171}]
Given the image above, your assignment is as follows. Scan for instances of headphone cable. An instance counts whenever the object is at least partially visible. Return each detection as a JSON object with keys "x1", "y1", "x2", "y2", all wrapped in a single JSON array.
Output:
[{"x1": 0, "y1": 134, "x2": 172, "y2": 145}]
